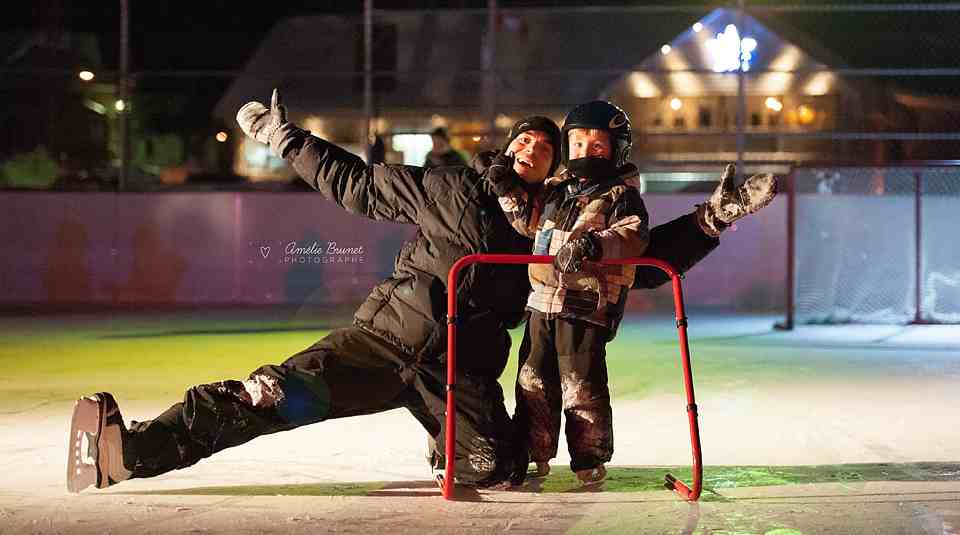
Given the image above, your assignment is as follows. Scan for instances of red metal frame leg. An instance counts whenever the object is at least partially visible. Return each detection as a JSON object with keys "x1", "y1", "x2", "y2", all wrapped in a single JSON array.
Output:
[{"x1": 662, "y1": 274, "x2": 703, "y2": 501}]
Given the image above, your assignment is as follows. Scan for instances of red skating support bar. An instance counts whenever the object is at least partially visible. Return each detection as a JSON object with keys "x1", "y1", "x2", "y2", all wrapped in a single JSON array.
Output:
[{"x1": 442, "y1": 254, "x2": 702, "y2": 501}]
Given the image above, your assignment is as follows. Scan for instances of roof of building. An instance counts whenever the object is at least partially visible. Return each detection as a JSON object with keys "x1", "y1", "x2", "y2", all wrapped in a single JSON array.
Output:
[{"x1": 214, "y1": 6, "x2": 953, "y2": 123}]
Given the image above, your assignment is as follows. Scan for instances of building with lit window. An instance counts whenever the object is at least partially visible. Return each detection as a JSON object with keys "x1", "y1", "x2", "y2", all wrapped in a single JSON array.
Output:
[
  {"x1": 216, "y1": 7, "x2": 955, "y2": 182},
  {"x1": 602, "y1": 8, "x2": 850, "y2": 169}
]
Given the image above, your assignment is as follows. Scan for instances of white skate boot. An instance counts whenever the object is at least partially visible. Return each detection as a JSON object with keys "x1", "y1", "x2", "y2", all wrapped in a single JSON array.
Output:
[{"x1": 66, "y1": 392, "x2": 132, "y2": 492}]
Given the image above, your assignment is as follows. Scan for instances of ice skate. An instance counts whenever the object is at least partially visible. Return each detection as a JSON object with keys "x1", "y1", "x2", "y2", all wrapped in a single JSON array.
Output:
[
  {"x1": 66, "y1": 392, "x2": 132, "y2": 493},
  {"x1": 575, "y1": 464, "x2": 607, "y2": 487},
  {"x1": 530, "y1": 461, "x2": 551, "y2": 478}
]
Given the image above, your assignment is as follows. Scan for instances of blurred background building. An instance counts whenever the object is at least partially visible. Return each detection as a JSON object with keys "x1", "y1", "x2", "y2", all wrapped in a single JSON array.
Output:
[{"x1": 4, "y1": 2, "x2": 959, "y2": 191}]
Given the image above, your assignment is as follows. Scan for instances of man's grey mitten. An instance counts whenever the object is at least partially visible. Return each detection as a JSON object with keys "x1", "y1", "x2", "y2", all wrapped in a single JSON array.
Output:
[
  {"x1": 236, "y1": 88, "x2": 304, "y2": 157},
  {"x1": 698, "y1": 164, "x2": 777, "y2": 237}
]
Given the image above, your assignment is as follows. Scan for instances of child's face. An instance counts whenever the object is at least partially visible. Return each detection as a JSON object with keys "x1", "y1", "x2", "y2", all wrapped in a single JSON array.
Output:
[{"x1": 567, "y1": 128, "x2": 611, "y2": 160}]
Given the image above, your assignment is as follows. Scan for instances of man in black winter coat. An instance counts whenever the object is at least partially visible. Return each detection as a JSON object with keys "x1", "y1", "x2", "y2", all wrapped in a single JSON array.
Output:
[
  {"x1": 65, "y1": 89, "x2": 729, "y2": 494},
  {"x1": 66, "y1": 90, "x2": 563, "y2": 493}
]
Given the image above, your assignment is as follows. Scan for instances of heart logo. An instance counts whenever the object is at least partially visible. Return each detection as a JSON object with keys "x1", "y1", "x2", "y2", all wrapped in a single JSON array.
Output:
[{"x1": 260, "y1": 246, "x2": 271, "y2": 259}]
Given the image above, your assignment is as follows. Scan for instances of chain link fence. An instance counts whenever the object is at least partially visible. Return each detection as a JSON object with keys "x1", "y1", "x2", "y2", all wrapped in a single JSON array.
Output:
[
  {"x1": 791, "y1": 165, "x2": 960, "y2": 325},
  {"x1": 919, "y1": 168, "x2": 960, "y2": 323}
]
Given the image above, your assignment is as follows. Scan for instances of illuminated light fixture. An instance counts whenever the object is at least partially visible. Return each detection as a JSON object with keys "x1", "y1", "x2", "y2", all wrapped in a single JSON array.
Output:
[
  {"x1": 706, "y1": 24, "x2": 757, "y2": 72},
  {"x1": 215, "y1": 131, "x2": 228, "y2": 143},
  {"x1": 803, "y1": 72, "x2": 834, "y2": 96},
  {"x1": 660, "y1": 44, "x2": 672, "y2": 55},
  {"x1": 754, "y1": 72, "x2": 792, "y2": 95},
  {"x1": 797, "y1": 104, "x2": 815, "y2": 125},
  {"x1": 769, "y1": 45, "x2": 802, "y2": 72},
  {"x1": 114, "y1": 99, "x2": 125, "y2": 112},
  {"x1": 693, "y1": 22, "x2": 704, "y2": 33},
  {"x1": 78, "y1": 70, "x2": 95, "y2": 82},
  {"x1": 670, "y1": 98, "x2": 683, "y2": 111},
  {"x1": 628, "y1": 72, "x2": 661, "y2": 98},
  {"x1": 83, "y1": 99, "x2": 106, "y2": 115},
  {"x1": 764, "y1": 97, "x2": 783, "y2": 112},
  {"x1": 472, "y1": 136, "x2": 482, "y2": 142}
]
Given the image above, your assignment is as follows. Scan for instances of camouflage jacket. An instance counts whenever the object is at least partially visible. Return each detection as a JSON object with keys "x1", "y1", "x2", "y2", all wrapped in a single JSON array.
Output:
[{"x1": 496, "y1": 165, "x2": 650, "y2": 333}]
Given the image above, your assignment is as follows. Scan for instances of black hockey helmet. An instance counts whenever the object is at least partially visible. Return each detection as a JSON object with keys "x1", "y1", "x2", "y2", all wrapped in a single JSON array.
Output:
[{"x1": 560, "y1": 101, "x2": 632, "y2": 168}]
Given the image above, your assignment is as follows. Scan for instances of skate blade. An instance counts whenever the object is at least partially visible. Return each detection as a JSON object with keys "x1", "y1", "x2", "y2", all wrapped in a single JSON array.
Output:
[
  {"x1": 528, "y1": 467, "x2": 550, "y2": 479},
  {"x1": 66, "y1": 396, "x2": 104, "y2": 493}
]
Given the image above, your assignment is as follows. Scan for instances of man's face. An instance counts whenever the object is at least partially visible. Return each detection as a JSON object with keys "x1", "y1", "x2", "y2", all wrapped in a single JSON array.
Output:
[
  {"x1": 567, "y1": 128, "x2": 612, "y2": 160},
  {"x1": 431, "y1": 135, "x2": 449, "y2": 152},
  {"x1": 506, "y1": 130, "x2": 555, "y2": 184}
]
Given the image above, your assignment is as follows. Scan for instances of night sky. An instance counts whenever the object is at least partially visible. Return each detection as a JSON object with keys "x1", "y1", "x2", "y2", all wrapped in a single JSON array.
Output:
[
  {"x1": 6, "y1": 0, "x2": 958, "y2": 107},
  {"x1": 8, "y1": 0, "x2": 958, "y2": 73}
]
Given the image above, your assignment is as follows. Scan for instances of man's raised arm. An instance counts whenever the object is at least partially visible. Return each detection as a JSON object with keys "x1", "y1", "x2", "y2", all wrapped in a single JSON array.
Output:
[
  {"x1": 237, "y1": 89, "x2": 426, "y2": 225},
  {"x1": 632, "y1": 163, "x2": 777, "y2": 289}
]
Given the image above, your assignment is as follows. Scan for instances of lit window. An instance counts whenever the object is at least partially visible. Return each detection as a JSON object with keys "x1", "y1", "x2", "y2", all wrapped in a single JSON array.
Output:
[
  {"x1": 392, "y1": 134, "x2": 433, "y2": 166},
  {"x1": 244, "y1": 142, "x2": 285, "y2": 170},
  {"x1": 698, "y1": 107, "x2": 712, "y2": 128}
]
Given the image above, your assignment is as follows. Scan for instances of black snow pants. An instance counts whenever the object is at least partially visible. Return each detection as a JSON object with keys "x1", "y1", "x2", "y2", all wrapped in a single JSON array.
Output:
[{"x1": 123, "y1": 326, "x2": 516, "y2": 487}]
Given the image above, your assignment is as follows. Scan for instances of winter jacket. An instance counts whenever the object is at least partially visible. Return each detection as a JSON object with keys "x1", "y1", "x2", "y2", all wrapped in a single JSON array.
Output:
[
  {"x1": 423, "y1": 149, "x2": 468, "y2": 169},
  {"x1": 496, "y1": 165, "x2": 650, "y2": 335},
  {"x1": 284, "y1": 134, "x2": 532, "y2": 378}
]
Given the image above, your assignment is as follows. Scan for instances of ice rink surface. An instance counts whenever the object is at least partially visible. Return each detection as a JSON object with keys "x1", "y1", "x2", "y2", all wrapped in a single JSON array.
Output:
[{"x1": 1, "y1": 312, "x2": 957, "y2": 534}]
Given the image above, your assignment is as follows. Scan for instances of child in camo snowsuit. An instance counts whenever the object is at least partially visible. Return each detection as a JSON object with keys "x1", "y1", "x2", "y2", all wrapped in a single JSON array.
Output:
[{"x1": 490, "y1": 101, "x2": 648, "y2": 485}]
